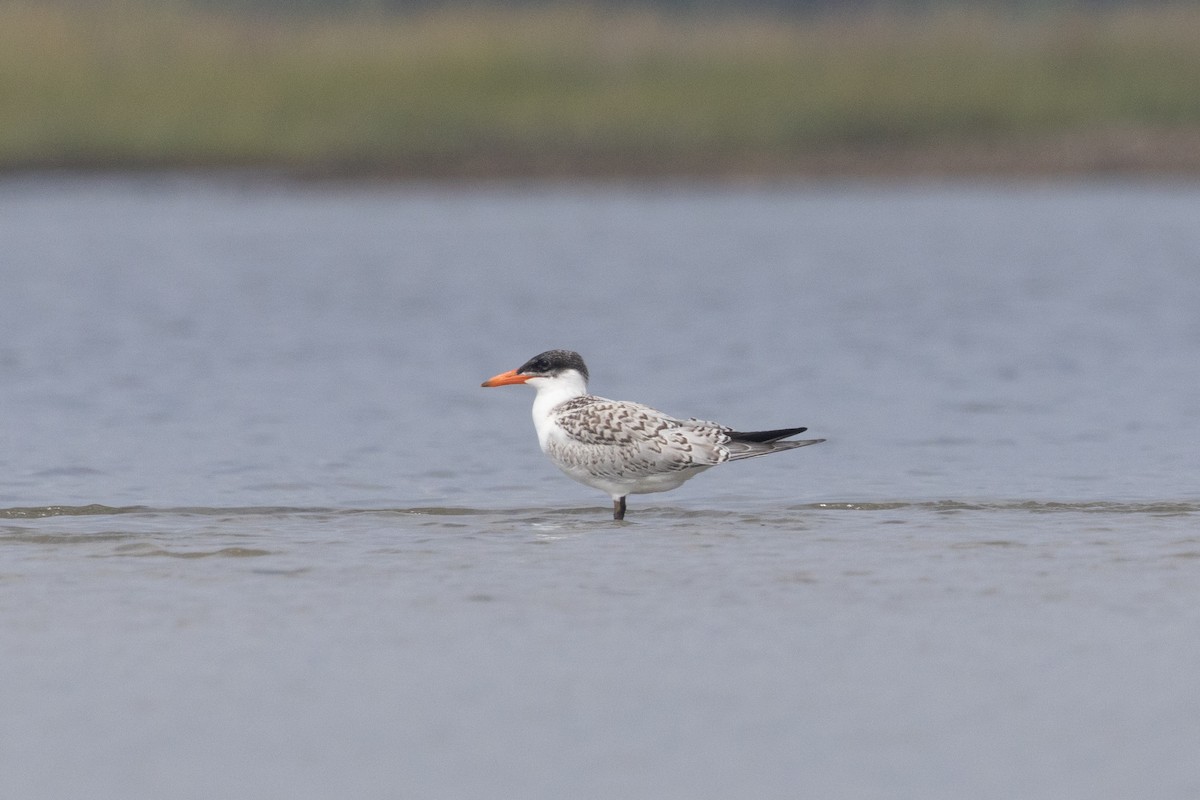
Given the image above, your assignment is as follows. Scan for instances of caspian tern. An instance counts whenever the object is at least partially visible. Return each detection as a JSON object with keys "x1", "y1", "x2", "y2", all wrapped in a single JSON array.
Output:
[{"x1": 481, "y1": 349, "x2": 824, "y2": 520}]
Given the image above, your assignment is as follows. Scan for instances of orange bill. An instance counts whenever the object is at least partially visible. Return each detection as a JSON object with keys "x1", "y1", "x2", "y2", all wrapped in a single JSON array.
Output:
[{"x1": 481, "y1": 368, "x2": 530, "y2": 388}]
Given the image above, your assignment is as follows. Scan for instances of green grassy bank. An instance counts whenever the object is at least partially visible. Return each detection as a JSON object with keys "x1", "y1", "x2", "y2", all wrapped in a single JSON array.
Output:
[{"x1": 4, "y1": 2, "x2": 1200, "y2": 177}]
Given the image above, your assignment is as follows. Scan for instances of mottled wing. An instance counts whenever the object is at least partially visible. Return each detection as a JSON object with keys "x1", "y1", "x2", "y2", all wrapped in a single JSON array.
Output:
[{"x1": 548, "y1": 396, "x2": 731, "y2": 477}]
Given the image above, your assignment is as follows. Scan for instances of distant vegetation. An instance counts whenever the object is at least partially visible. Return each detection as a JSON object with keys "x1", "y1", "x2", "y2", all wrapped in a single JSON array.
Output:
[{"x1": 3, "y1": 1, "x2": 1200, "y2": 176}]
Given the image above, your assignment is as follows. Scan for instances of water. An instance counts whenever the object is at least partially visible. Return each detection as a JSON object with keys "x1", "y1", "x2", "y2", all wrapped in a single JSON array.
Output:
[{"x1": 2, "y1": 175, "x2": 1199, "y2": 799}]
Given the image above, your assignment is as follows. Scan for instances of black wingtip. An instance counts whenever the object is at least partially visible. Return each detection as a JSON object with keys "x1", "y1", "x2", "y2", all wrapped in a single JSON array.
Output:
[{"x1": 727, "y1": 426, "x2": 810, "y2": 443}]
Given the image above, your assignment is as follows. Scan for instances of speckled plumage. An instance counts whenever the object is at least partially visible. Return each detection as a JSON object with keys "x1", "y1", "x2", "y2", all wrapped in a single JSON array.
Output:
[
  {"x1": 549, "y1": 396, "x2": 738, "y2": 472},
  {"x1": 482, "y1": 349, "x2": 824, "y2": 520}
]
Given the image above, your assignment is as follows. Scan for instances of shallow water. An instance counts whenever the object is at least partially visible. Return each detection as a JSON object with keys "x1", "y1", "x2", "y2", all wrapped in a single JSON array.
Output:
[{"x1": 2, "y1": 176, "x2": 1199, "y2": 799}]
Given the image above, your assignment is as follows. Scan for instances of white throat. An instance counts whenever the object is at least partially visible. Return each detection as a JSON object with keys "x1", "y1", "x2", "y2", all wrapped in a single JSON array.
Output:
[{"x1": 527, "y1": 369, "x2": 589, "y2": 446}]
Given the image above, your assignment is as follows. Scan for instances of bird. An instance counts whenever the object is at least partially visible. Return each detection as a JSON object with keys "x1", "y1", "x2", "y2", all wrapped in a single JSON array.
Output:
[{"x1": 480, "y1": 349, "x2": 824, "y2": 520}]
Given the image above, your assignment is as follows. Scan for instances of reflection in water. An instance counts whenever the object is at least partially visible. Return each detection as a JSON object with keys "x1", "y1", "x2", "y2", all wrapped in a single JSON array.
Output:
[{"x1": 2, "y1": 178, "x2": 1199, "y2": 800}]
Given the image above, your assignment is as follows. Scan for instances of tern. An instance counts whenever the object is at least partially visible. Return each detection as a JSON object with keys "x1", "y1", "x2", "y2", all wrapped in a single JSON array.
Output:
[{"x1": 481, "y1": 349, "x2": 824, "y2": 520}]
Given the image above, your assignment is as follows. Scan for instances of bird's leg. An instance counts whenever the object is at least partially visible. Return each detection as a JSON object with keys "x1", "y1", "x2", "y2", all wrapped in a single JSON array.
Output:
[{"x1": 613, "y1": 496, "x2": 627, "y2": 521}]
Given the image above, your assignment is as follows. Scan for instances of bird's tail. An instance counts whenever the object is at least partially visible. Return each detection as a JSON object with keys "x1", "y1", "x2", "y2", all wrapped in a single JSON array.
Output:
[{"x1": 725, "y1": 427, "x2": 825, "y2": 460}]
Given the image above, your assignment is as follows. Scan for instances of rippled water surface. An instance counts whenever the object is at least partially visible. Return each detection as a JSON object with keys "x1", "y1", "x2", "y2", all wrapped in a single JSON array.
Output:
[{"x1": 2, "y1": 176, "x2": 1199, "y2": 799}]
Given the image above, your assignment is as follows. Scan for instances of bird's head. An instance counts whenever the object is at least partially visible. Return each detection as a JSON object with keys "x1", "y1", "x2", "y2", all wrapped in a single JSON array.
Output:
[{"x1": 481, "y1": 349, "x2": 590, "y2": 391}]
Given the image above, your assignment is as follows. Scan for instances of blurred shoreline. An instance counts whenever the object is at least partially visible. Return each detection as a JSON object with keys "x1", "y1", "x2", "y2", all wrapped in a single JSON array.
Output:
[
  {"x1": 4, "y1": 3, "x2": 1200, "y2": 179},
  {"x1": 11, "y1": 129, "x2": 1200, "y2": 181}
]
